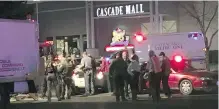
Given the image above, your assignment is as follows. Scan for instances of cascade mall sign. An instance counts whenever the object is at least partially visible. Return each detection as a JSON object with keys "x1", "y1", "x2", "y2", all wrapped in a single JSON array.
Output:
[{"x1": 96, "y1": 4, "x2": 145, "y2": 17}]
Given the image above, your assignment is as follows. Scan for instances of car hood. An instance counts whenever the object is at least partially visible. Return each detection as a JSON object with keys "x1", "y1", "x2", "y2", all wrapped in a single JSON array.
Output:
[{"x1": 184, "y1": 70, "x2": 218, "y2": 79}]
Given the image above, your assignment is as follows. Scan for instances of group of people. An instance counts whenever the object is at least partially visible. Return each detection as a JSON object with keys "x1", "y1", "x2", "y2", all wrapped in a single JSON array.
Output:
[
  {"x1": 41, "y1": 53, "x2": 76, "y2": 102},
  {"x1": 147, "y1": 51, "x2": 172, "y2": 103},
  {"x1": 12, "y1": 49, "x2": 171, "y2": 103},
  {"x1": 41, "y1": 51, "x2": 97, "y2": 102},
  {"x1": 106, "y1": 50, "x2": 171, "y2": 103}
]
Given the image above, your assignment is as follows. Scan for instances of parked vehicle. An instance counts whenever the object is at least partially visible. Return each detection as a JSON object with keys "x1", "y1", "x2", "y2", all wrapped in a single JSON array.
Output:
[
  {"x1": 0, "y1": 19, "x2": 39, "y2": 104},
  {"x1": 71, "y1": 58, "x2": 106, "y2": 94},
  {"x1": 144, "y1": 59, "x2": 218, "y2": 95}
]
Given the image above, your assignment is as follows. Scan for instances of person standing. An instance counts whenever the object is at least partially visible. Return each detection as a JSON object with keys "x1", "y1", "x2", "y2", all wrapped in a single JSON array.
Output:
[
  {"x1": 109, "y1": 55, "x2": 117, "y2": 96},
  {"x1": 130, "y1": 49, "x2": 139, "y2": 62},
  {"x1": 122, "y1": 51, "x2": 131, "y2": 99},
  {"x1": 41, "y1": 56, "x2": 48, "y2": 98},
  {"x1": 159, "y1": 52, "x2": 171, "y2": 98},
  {"x1": 100, "y1": 57, "x2": 111, "y2": 93},
  {"x1": 147, "y1": 50, "x2": 162, "y2": 103},
  {"x1": 109, "y1": 52, "x2": 128, "y2": 102},
  {"x1": 80, "y1": 52, "x2": 95, "y2": 96},
  {"x1": 45, "y1": 55, "x2": 62, "y2": 102},
  {"x1": 59, "y1": 56, "x2": 73, "y2": 99},
  {"x1": 88, "y1": 54, "x2": 96, "y2": 94},
  {"x1": 127, "y1": 55, "x2": 141, "y2": 101}
]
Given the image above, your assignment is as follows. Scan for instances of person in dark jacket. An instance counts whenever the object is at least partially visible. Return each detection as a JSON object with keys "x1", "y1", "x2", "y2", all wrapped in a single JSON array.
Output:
[
  {"x1": 131, "y1": 49, "x2": 139, "y2": 62},
  {"x1": 122, "y1": 51, "x2": 131, "y2": 99},
  {"x1": 159, "y1": 52, "x2": 172, "y2": 98},
  {"x1": 146, "y1": 50, "x2": 162, "y2": 103},
  {"x1": 109, "y1": 52, "x2": 128, "y2": 102},
  {"x1": 45, "y1": 55, "x2": 62, "y2": 102}
]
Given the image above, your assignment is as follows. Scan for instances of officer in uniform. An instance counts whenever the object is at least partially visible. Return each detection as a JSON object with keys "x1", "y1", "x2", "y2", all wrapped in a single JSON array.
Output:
[
  {"x1": 109, "y1": 52, "x2": 128, "y2": 102},
  {"x1": 59, "y1": 56, "x2": 73, "y2": 99},
  {"x1": 41, "y1": 56, "x2": 48, "y2": 98},
  {"x1": 45, "y1": 55, "x2": 62, "y2": 102},
  {"x1": 80, "y1": 52, "x2": 95, "y2": 96}
]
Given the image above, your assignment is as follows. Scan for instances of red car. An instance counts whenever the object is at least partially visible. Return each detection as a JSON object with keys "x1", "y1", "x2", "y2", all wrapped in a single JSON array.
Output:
[
  {"x1": 100, "y1": 51, "x2": 218, "y2": 95},
  {"x1": 145, "y1": 56, "x2": 218, "y2": 95}
]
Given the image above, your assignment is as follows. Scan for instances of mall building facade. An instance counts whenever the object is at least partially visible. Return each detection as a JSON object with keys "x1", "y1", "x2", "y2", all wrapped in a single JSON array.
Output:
[{"x1": 30, "y1": 1, "x2": 218, "y2": 56}]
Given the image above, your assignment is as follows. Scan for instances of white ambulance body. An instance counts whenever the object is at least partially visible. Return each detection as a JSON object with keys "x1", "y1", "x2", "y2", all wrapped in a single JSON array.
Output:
[{"x1": 133, "y1": 32, "x2": 206, "y2": 69}]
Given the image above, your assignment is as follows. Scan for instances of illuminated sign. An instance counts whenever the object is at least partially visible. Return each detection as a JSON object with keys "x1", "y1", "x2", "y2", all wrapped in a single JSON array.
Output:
[
  {"x1": 105, "y1": 45, "x2": 134, "y2": 52},
  {"x1": 111, "y1": 28, "x2": 129, "y2": 46},
  {"x1": 96, "y1": 4, "x2": 144, "y2": 17}
]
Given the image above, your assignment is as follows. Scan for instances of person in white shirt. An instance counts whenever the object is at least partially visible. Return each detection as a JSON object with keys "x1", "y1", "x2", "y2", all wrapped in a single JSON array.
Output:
[{"x1": 127, "y1": 55, "x2": 141, "y2": 101}]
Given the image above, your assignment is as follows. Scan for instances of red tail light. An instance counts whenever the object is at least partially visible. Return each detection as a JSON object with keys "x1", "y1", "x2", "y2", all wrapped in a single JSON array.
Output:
[{"x1": 174, "y1": 55, "x2": 182, "y2": 62}]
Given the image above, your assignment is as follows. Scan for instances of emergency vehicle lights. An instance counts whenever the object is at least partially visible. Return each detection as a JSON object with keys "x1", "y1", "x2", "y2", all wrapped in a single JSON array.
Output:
[
  {"x1": 174, "y1": 55, "x2": 183, "y2": 62},
  {"x1": 188, "y1": 32, "x2": 203, "y2": 40},
  {"x1": 136, "y1": 34, "x2": 144, "y2": 42},
  {"x1": 45, "y1": 41, "x2": 53, "y2": 45},
  {"x1": 105, "y1": 45, "x2": 134, "y2": 52},
  {"x1": 134, "y1": 32, "x2": 146, "y2": 42},
  {"x1": 105, "y1": 57, "x2": 110, "y2": 61},
  {"x1": 97, "y1": 72, "x2": 104, "y2": 80}
]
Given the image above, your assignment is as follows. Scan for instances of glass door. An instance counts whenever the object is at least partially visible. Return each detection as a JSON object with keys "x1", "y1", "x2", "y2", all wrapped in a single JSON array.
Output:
[{"x1": 56, "y1": 36, "x2": 65, "y2": 56}]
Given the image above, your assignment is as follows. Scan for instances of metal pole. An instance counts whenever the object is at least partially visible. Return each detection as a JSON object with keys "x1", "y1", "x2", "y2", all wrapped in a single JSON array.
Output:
[
  {"x1": 149, "y1": 1, "x2": 154, "y2": 33},
  {"x1": 159, "y1": 14, "x2": 163, "y2": 33},
  {"x1": 90, "y1": 1, "x2": 95, "y2": 48},
  {"x1": 36, "y1": 2, "x2": 39, "y2": 23},
  {"x1": 86, "y1": 1, "x2": 91, "y2": 49},
  {"x1": 155, "y1": 1, "x2": 159, "y2": 33}
]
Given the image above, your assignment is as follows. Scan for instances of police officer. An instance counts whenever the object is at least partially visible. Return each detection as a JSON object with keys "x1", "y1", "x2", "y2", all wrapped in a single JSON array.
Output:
[
  {"x1": 80, "y1": 52, "x2": 95, "y2": 96},
  {"x1": 41, "y1": 56, "x2": 48, "y2": 98},
  {"x1": 41, "y1": 74, "x2": 47, "y2": 98},
  {"x1": 109, "y1": 52, "x2": 128, "y2": 102},
  {"x1": 45, "y1": 55, "x2": 62, "y2": 102},
  {"x1": 59, "y1": 56, "x2": 73, "y2": 99}
]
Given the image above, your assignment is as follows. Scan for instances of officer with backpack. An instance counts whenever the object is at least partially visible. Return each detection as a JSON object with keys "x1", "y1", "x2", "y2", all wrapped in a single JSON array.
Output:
[{"x1": 45, "y1": 55, "x2": 62, "y2": 102}]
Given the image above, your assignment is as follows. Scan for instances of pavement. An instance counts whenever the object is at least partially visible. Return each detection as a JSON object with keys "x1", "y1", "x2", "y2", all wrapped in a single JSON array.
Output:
[{"x1": 10, "y1": 93, "x2": 218, "y2": 109}]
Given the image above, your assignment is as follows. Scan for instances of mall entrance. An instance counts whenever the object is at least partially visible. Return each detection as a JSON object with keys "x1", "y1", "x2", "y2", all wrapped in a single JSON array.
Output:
[{"x1": 46, "y1": 35, "x2": 87, "y2": 56}]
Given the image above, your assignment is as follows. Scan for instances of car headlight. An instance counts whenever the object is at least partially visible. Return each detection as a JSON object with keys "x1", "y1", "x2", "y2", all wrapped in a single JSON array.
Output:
[
  {"x1": 200, "y1": 77, "x2": 213, "y2": 80},
  {"x1": 97, "y1": 72, "x2": 103, "y2": 80}
]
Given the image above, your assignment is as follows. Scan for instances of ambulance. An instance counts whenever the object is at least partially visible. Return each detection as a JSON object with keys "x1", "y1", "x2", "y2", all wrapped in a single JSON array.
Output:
[
  {"x1": 133, "y1": 32, "x2": 218, "y2": 95},
  {"x1": 103, "y1": 29, "x2": 217, "y2": 95}
]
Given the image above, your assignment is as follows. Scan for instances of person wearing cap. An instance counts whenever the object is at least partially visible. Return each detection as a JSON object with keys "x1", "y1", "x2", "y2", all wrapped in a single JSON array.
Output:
[
  {"x1": 127, "y1": 54, "x2": 141, "y2": 101},
  {"x1": 146, "y1": 50, "x2": 162, "y2": 103},
  {"x1": 159, "y1": 52, "x2": 171, "y2": 98}
]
